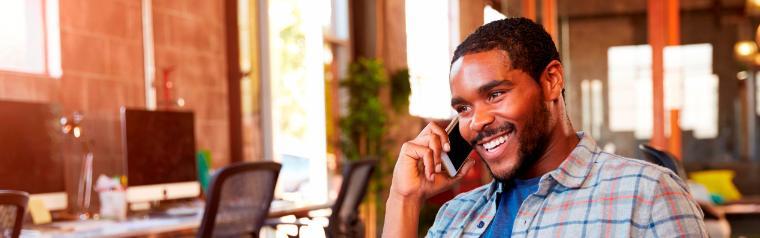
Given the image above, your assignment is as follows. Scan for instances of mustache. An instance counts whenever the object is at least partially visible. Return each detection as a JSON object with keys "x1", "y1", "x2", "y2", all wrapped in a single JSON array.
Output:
[{"x1": 469, "y1": 122, "x2": 515, "y2": 145}]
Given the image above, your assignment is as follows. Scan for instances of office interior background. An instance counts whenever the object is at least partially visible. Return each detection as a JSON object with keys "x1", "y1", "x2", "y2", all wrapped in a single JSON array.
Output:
[{"x1": 1, "y1": 0, "x2": 760, "y2": 237}]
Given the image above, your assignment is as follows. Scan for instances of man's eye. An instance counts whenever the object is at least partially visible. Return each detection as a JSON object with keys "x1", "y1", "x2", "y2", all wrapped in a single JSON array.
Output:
[
  {"x1": 488, "y1": 91, "x2": 504, "y2": 101},
  {"x1": 455, "y1": 105, "x2": 471, "y2": 113}
]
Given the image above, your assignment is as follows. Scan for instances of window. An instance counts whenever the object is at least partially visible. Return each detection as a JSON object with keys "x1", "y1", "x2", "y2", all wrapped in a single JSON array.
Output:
[
  {"x1": 607, "y1": 44, "x2": 717, "y2": 139},
  {"x1": 581, "y1": 79, "x2": 603, "y2": 138},
  {"x1": 405, "y1": 0, "x2": 457, "y2": 119},
  {"x1": 607, "y1": 45, "x2": 651, "y2": 138},
  {"x1": 667, "y1": 44, "x2": 718, "y2": 139},
  {"x1": 484, "y1": 5, "x2": 506, "y2": 25},
  {"x1": 266, "y1": 0, "x2": 329, "y2": 203},
  {"x1": 0, "y1": 0, "x2": 61, "y2": 77}
]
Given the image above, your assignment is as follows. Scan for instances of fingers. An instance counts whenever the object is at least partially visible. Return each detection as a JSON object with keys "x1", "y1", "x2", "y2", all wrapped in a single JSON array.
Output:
[
  {"x1": 402, "y1": 121, "x2": 458, "y2": 183},
  {"x1": 428, "y1": 134, "x2": 443, "y2": 173},
  {"x1": 425, "y1": 122, "x2": 450, "y2": 152},
  {"x1": 401, "y1": 142, "x2": 436, "y2": 181},
  {"x1": 420, "y1": 122, "x2": 451, "y2": 175}
]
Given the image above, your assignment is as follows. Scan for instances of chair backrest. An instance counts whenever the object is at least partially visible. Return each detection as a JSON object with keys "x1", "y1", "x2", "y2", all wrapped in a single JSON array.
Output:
[
  {"x1": 638, "y1": 144, "x2": 688, "y2": 178},
  {"x1": 0, "y1": 190, "x2": 29, "y2": 238},
  {"x1": 198, "y1": 162, "x2": 281, "y2": 238},
  {"x1": 327, "y1": 159, "x2": 377, "y2": 237}
]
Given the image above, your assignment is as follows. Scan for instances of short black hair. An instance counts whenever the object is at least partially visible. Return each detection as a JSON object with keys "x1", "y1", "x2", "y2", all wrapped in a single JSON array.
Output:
[{"x1": 452, "y1": 18, "x2": 560, "y2": 84}]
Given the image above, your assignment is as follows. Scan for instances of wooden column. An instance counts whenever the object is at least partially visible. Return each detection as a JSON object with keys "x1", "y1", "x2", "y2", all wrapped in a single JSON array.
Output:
[
  {"x1": 460, "y1": 0, "x2": 486, "y2": 39},
  {"x1": 247, "y1": 0, "x2": 264, "y2": 161},
  {"x1": 541, "y1": 0, "x2": 557, "y2": 44},
  {"x1": 666, "y1": 0, "x2": 682, "y2": 160},
  {"x1": 648, "y1": 0, "x2": 667, "y2": 149},
  {"x1": 522, "y1": 0, "x2": 536, "y2": 21},
  {"x1": 225, "y1": 0, "x2": 243, "y2": 163}
]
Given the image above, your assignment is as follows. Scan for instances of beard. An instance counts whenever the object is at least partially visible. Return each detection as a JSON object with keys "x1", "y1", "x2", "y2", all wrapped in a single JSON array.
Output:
[{"x1": 476, "y1": 98, "x2": 552, "y2": 182}]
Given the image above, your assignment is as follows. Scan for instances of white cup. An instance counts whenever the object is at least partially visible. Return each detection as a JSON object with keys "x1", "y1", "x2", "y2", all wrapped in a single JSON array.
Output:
[{"x1": 99, "y1": 190, "x2": 127, "y2": 220}]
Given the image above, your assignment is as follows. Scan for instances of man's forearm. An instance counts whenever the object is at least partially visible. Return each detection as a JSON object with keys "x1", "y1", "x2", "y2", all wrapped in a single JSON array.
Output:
[{"x1": 382, "y1": 194, "x2": 423, "y2": 237}]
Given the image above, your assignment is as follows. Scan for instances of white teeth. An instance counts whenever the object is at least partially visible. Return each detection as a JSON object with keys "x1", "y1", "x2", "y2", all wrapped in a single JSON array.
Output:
[{"x1": 483, "y1": 134, "x2": 509, "y2": 151}]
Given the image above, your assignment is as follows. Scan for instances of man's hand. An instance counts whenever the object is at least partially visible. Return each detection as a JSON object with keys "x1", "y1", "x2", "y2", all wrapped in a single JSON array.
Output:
[
  {"x1": 382, "y1": 122, "x2": 476, "y2": 237},
  {"x1": 390, "y1": 122, "x2": 476, "y2": 201}
]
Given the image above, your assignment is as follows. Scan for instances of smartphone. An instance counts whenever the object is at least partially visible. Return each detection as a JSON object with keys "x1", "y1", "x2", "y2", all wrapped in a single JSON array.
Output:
[{"x1": 441, "y1": 117, "x2": 473, "y2": 177}]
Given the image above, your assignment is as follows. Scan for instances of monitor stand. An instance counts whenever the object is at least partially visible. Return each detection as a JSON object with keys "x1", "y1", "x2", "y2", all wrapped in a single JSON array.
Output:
[
  {"x1": 146, "y1": 197, "x2": 203, "y2": 217},
  {"x1": 125, "y1": 182, "x2": 202, "y2": 218}
]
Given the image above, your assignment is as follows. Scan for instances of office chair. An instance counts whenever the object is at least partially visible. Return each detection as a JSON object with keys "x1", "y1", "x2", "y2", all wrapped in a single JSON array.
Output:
[
  {"x1": 269, "y1": 159, "x2": 377, "y2": 238},
  {"x1": 637, "y1": 144, "x2": 688, "y2": 179},
  {"x1": 0, "y1": 190, "x2": 29, "y2": 238},
  {"x1": 325, "y1": 159, "x2": 376, "y2": 238},
  {"x1": 198, "y1": 162, "x2": 281, "y2": 238}
]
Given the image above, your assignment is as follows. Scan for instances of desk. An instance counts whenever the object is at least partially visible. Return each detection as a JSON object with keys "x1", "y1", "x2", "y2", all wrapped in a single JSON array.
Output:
[
  {"x1": 719, "y1": 196, "x2": 760, "y2": 237},
  {"x1": 22, "y1": 200, "x2": 332, "y2": 238},
  {"x1": 22, "y1": 216, "x2": 200, "y2": 238},
  {"x1": 269, "y1": 200, "x2": 332, "y2": 218}
]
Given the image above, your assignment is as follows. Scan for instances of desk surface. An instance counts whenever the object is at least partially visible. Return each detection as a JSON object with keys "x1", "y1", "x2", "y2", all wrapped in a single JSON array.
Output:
[
  {"x1": 22, "y1": 200, "x2": 332, "y2": 238},
  {"x1": 269, "y1": 200, "x2": 332, "y2": 218},
  {"x1": 721, "y1": 203, "x2": 760, "y2": 215},
  {"x1": 721, "y1": 196, "x2": 760, "y2": 215}
]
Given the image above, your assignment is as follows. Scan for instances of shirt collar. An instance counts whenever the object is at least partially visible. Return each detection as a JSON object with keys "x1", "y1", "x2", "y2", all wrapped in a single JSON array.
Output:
[{"x1": 547, "y1": 131, "x2": 599, "y2": 189}]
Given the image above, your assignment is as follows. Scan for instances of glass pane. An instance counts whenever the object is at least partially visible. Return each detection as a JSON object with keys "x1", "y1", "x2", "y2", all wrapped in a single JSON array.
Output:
[
  {"x1": 0, "y1": 0, "x2": 46, "y2": 74},
  {"x1": 405, "y1": 0, "x2": 455, "y2": 119},
  {"x1": 267, "y1": 0, "x2": 328, "y2": 203}
]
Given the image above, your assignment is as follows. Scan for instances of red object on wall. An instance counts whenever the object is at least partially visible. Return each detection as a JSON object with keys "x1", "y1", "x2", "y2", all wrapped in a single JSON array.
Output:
[{"x1": 160, "y1": 67, "x2": 176, "y2": 108}]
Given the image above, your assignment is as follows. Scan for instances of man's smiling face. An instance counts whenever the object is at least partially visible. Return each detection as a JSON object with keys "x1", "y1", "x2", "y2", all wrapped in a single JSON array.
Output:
[{"x1": 450, "y1": 49, "x2": 552, "y2": 181}]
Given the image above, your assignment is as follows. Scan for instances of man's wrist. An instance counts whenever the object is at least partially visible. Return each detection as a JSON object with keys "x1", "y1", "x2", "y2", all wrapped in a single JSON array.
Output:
[
  {"x1": 387, "y1": 192, "x2": 424, "y2": 209},
  {"x1": 388, "y1": 184, "x2": 426, "y2": 205}
]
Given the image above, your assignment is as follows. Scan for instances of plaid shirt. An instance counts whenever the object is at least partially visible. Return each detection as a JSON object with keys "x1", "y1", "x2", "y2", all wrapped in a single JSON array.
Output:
[{"x1": 426, "y1": 132, "x2": 707, "y2": 237}]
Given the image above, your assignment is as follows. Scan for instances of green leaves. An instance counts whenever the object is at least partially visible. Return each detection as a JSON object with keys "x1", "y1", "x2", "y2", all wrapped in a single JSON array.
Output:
[
  {"x1": 390, "y1": 69, "x2": 411, "y2": 113},
  {"x1": 340, "y1": 58, "x2": 388, "y2": 160}
]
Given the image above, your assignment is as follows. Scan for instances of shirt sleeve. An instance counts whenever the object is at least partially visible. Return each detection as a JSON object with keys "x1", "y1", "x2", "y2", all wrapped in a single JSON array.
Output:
[
  {"x1": 648, "y1": 171, "x2": 708, "y2": 238},
  {"x1": 425, "y1": 201, "x2": 452, "y2": 238}
]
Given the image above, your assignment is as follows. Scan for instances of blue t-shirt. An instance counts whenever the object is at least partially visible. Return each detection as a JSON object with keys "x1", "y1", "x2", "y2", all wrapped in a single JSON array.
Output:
[{"x1": 481, "y1": 177, "x2": 541, "y2": 238}]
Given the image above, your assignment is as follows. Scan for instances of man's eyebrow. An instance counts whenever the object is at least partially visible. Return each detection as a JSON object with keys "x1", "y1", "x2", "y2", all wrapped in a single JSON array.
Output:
[
  {"x1": 451, "y1": 97, "x2": 466, "y2": 107},
  {"x1": 478, "y1": 80, "x2": 513, "y2": 94}
]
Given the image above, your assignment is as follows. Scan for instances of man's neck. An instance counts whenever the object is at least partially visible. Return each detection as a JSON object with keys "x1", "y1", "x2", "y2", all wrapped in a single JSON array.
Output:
[{"x1": 517, "y1": 124, "x2": 579, "y2": 179}]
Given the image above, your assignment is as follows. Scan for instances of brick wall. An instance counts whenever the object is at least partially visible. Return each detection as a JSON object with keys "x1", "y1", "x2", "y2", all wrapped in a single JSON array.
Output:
[
  {"x1": 0, "y1": 0, "x2": 230, "y2": 206},
  {"x1": 152, "y1": 0, "x2": 229, "y2": 168}
]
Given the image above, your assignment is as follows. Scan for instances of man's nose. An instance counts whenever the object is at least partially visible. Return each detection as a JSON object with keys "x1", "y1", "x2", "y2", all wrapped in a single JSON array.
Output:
[{"x1": 469, "y1": 106, "x2": 494, "y2": 132}]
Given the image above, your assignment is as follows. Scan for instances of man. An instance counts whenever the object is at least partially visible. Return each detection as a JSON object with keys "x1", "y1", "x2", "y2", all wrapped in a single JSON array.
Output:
[{"x1": 382, "y1": 18, "x2": 706, "y2": 237}]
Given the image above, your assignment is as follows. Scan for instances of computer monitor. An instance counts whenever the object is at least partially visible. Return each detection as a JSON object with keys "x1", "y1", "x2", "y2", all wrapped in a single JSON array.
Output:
[
  {"x1": 0, "y1": 100, "x2": 67, "y2": 210},
  {"x1": 120, "y1": 108, "x2": 199, "y2": 206}
]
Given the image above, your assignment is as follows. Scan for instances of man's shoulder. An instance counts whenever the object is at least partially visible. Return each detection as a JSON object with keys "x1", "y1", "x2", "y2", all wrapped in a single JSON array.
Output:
[
  {"x1": 593, "y1": 151, "x2": 677, "y2": 180},
  {"x1": 582, "y1": 151, "x2": 689, "y2": 194}
]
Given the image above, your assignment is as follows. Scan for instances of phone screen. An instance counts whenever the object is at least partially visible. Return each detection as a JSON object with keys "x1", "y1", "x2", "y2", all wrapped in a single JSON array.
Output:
[{"x1": 446, "y1": 120, "x2": 473, "y2": 172}]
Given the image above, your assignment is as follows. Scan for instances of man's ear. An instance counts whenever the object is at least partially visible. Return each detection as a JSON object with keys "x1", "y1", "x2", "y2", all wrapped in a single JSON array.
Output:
[{"x1": 540, "y1": 60, "x2": 564, "y2": 101}]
